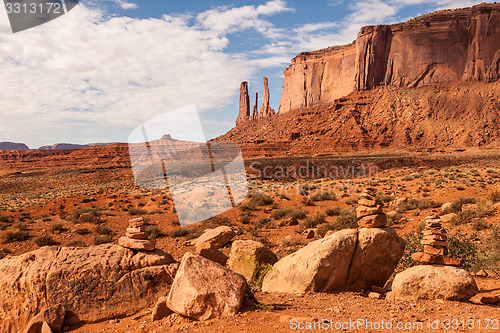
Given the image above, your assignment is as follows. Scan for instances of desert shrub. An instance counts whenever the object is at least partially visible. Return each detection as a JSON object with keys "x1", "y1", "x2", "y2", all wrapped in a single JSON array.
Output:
[
  {"x1": 75, "y1": 227, "x2": 91, "y2": 235},
  {"x1": 449, "y1": 197, "x2": 476, "y2": 213},
  {"x1": 35, "y1": 234, "x2": 57, "y2": 247},
  {"x1": 271, "y1": 208, "x2": 306, "y2": 220},
  {"x1": 488, "y1": 188, "x2": 500, "y2": 202},
  {"x1": 247, "y1": 193, "x2": 274, "y2": 206},
  {"x1": 472, "y1": 219, "x2": 489, "y2": 231},
  {"x1": 280, "y1": 237, "x2": 306, "y2": 248},
  {"x1": 475, "y1": 227, "x2": 500, "y2": 272},
  {"x1": 397, "y1": 232, "x2": 423, "y2": 272},
  {"x1": 311, "y1": 192, "x2": 337, "y2": 202},
  {"x1": 94, "y1": 225, "x2": 112, "y2": 235},
  {"x1": 18, "y1": 212, "x2": 31, "y2": 222},
  {"x1": 301, "y1": 197, "x2": 315, "y2": 206},
  {"x1": 81, "y1": 197, "x2": 97, "y2": 203},
  {"x1": 255, "y1": 217, "x2": 271, "y2": 228},
  {"x1": 240, "y1": 214, "x2": 252, "y2": 224},
  {"x1": 330, "y1": 208, "x2": 357, "y2": 230},
  {"x1": 93, "y1": 235, "x2": 112, "y2": 245},
  {"x1": 447, "y1": 232, "x2": 482, "y2": 271},
  {"x1": 2, "y1": 228, "x2": 28, "y2": 243},
  {"x1": 50, "y1": 223, "x2": 64, "y2": 234},
  {"x1": 66, "y1": 240, "x2": 86, "y2": 248},
  {"x1": 169, "y1": 228, "x2": 190, "y2": 238},
  {"x1": 0, "y1": 248, "x2": 10, "y2": 260},
  {"x1": 302, "y1": 211, "x2": 326, "y2": 229},
  {"x1": 128, "y1": 208, "x2": 147, "y2": 216},
  {"x1": 68, "y1": 208, "x2": 101, "y2": 224},
  {"x1": 325, "y1": 207, "x2": 341, "y2": 216},
  {"x1": 0, "y1": 215, "x2": 10, "y2": 223},
  {"x1": 450, "y1": 210, "x2": 476, "y2": 225},
  {"x1": 146, "y1": 225, "x2": 163, "y2": 239},
  {"x1": 344, "y1": 197, "x2": 358, "y2": 205},
  {"x1": 376, "y1": 193, "x2": 393, "y2": 203},
  {"x1": 387, "y1": 212, "x2": 403, "y2": 225},
  {"x1": 396, "y1": 198, "x2": 441, "y2": 213}
]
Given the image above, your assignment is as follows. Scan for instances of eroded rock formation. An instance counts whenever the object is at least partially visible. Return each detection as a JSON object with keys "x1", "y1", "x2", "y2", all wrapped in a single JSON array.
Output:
[
  {"x1": 235, "y1": 78, "x2": 275, "y2": 125},
  {"x1": 259, "y1": 77, "x2": 275, "y2": 118},
  {"x1": 236, "y1": 81, "x2": 250, "y2": 125},
  {"x1": 279, "y1": 3, "x2": 500, "y2": 114}
]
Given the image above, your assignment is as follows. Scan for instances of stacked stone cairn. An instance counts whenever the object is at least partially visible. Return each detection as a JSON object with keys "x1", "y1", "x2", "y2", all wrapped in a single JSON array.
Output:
[
  {"x1": 356, "y1": 189, "x2": 387, "y2": 228},
  {"x1": 118, "y1": 217, "x2": 156, "y2": 251},
  {"x1": 411, "y1": 215, "x2": 463, "y2": 266}
]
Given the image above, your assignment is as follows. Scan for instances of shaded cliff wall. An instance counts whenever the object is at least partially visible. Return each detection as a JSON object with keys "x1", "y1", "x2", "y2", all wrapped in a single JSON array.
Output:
[{"x1": 279, "y1": 3, "x2": 500, "y2": 114}]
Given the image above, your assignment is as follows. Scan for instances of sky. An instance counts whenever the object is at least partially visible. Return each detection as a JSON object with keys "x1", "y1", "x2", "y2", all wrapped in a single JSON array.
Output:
[{"x1": 0, "y1": 0, "x2": 490, "y2": 148}]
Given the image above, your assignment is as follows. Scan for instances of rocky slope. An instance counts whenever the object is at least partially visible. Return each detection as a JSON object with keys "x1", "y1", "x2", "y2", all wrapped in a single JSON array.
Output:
[
  {"x1": 279, "y1": 2, "x2": 500, "y2": 114},
  {"x1": 218, "y1": 81, "x2": 500, "y2": 158}
]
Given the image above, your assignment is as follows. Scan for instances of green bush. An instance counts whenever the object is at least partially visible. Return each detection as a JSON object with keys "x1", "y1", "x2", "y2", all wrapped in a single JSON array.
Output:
[
  {"x1": 397, "y1": 232, "x2": 423, "y2": 272},
  {"x1": 447, "y1": 232, "x2": 481, "y2": 271},
  {"x1": 331, "y1": 208, "x2": 357, "y2": 230}
]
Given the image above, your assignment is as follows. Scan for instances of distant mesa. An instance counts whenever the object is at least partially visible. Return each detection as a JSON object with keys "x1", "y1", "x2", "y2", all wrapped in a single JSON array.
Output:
[
  {"x1": 38, "y1": 142, "x2": 119, "y2": 150},
  {"x1": 0, "y1": 142, "x2": 29, "y2": 150}
]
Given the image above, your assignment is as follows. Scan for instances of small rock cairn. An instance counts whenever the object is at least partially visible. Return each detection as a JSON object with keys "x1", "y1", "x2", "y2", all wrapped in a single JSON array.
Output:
[
  {"x1": 118, "y1": 217, "x2": 156, "y2": 251},
  {"x1": 356, "y1": 189, "x2": 387, "y2": 228},
  {"x1": 411, "y1": 215, "x2": 463, "y2": 266}
]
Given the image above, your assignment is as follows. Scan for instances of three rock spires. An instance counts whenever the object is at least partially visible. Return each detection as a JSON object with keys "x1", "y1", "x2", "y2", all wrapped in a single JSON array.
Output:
[{"x1": 236, "y1": 77, "x2": 275, "y2": 125}]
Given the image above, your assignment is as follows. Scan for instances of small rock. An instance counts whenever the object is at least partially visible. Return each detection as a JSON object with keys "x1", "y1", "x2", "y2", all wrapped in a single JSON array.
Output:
[
  {"x1": 302, "y1": 228, "x2": 316, "y2": 239},
  {"x1": 194, "y1": 242, "x2": 228, "y2": 266},
  {"x1": 152, "y1": 297, "x2": 173, "y2": 321},
  {"x1": 475, "y1": 269, "x2": 488, "y2": 277},
  {"x1": 368, "y1": 292, "x2": 383, "y2": 299},
  {"x1": 480, "y1": 296, "x2": 500, "y2": 304},
  {"x1": 190, "y1": 226, "x2": 234, "y2": 249}
]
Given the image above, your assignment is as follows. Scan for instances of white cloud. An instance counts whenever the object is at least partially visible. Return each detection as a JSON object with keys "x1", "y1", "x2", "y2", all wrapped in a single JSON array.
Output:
[
  {"x1": 115, "y1": 1, "x2": 138, "y2": 10},
  {"x1": 0, "y1": 2, "x2": 293, "y2": 147}
]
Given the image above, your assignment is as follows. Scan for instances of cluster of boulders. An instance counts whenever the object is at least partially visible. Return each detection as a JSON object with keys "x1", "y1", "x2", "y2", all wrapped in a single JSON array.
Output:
[
  {"x1": 411, "y1": 215, "x2": 463, "y2": 266},
  {"x1": 118, "y1": 217, "x2": 156, "y2": 251}
]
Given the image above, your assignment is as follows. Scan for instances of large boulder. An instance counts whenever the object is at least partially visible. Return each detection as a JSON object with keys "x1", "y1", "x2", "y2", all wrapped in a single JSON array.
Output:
[
  {"x1": 167, "y1": 253, "x2": 247, "y2": 321},
  {"x1": 346, "y1": 227, "x2": 406, "y2": 290},
  {"x1": 227, "y1": 240, "x2": 277, "y2": 282},
  {"x1": 262, "y1": 227, "x2": 406, "y2": 294},
  {"x1": 390, "y1": 265, "x2": 478, "y2": 301},
  {"x1": 0, "y1": 245, "x2": 177, "y2": 333},
  {"x1": 189, "y1": 226, "x2": 234, "y2": 249},
  {"x1": 262, "y1": 229, "x2": 358, "y2": 293}
]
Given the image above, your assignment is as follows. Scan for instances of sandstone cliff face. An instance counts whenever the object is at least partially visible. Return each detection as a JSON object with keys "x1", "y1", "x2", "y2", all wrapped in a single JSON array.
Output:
[{"x1": 279, "y1": 3, "x2": 500, "y2": 114}]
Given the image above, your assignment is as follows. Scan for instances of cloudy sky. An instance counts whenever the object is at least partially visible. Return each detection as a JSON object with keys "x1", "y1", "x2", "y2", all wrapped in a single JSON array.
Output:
[{"x1": 0, "y1": 0, "x2": 489, "y2": 148}]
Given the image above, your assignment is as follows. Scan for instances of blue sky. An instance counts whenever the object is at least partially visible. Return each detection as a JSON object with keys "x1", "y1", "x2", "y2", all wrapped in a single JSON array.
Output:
[{"x1": 0, "y1": 0, "x2": 489, "y2": 148}]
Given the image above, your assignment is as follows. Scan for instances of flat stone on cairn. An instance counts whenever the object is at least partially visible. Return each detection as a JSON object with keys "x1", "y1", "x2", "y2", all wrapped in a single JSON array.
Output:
[
  {"x1": 356, "y1": 189, "x2": 387, "y2": 228},
  {"x1": 119, "y1": 217, "x2": 156, "y2": 251},
  {"x1": 411, "y1": 215, "x2": 463, "y2": 266}
]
